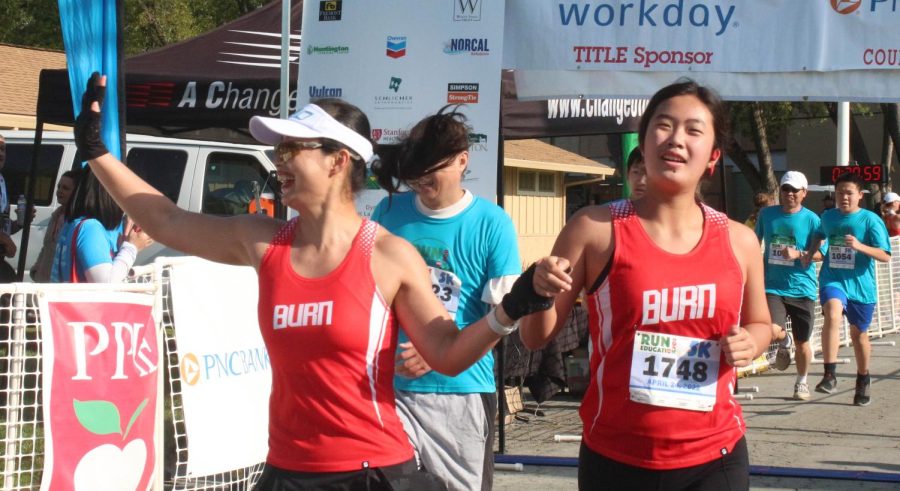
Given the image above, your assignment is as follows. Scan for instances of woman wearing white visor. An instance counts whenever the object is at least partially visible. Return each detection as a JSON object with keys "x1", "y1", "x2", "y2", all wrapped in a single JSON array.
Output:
[{"x1": 73, "y1": 74, "x2": 553, "y2": 490}]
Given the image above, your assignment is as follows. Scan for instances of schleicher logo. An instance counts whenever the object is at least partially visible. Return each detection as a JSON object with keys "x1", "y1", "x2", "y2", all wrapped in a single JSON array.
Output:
[
  {"x1": 387, "y1": 36, "x2": 407, "y2": 58},
  {"x1": 831, "y1": 0, "x2": 862, "y2": 14}
]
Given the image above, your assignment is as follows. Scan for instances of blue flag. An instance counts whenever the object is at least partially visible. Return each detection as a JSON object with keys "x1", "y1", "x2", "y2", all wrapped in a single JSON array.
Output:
[{"x1": 58, "y1": 0, "x2": 123, "y2": 160}]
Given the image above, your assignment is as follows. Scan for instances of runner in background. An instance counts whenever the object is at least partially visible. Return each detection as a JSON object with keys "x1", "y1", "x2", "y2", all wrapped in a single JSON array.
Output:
[
  {"x1": 755, "y1": 171, "x2": 823, "y2": 400},
  {"x1": 880, "y1": 192, "x2": 900, "y2": 237},
  {"x1": 519, "y1": 79, "x2": 771, "y2": 490},
  {"x1": 73, "y1": 74, "x2": 553, "y2": 490},
  {"x1": 806, "y1": 173, "x2": 891, "y2": 406},
  {"x1": 371, "y1": 106, "x2": 521, "y2": 491},
  {"x1": 625, "y1": 147, "x2": 647, "y2": 200}
]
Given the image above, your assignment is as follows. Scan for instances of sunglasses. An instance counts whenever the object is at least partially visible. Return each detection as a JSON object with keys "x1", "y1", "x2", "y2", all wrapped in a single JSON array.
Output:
[
  {"x1": 780, "y1": 185, "x2": 802, "y2": 193},
  {"x1": 274, "y1": 140, "x2": 324, "y2": 162},
  {"x1": 406, "y1": 158, "x2": 457, "y2": 185}
]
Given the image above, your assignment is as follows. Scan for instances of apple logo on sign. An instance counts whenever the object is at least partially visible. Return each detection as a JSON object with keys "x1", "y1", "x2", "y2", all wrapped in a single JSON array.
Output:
[{"x1": 71, "y1": 399, "x2": 149, "y2": 491}]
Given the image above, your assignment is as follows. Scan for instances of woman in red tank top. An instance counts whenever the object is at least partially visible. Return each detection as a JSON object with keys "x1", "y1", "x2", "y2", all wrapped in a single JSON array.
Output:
[
  {"x1": 72, "y1": 74, "x2": 552, "y2": 490},
  {"x1": 520, "y1": 80, "x2": 772, "y2": 491}
]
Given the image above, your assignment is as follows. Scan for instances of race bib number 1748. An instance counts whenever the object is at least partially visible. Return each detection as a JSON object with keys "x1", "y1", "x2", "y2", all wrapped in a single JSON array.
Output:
[{"x1": 629, "y1": 331, "x2": 721, "y2": 412}]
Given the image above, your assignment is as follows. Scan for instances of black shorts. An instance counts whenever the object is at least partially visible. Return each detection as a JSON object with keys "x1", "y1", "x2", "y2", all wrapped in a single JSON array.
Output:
[
  {"x1": 766, "y1": 294, "x2": 815, "y2": 342},
  {"x1": 254, "y1": 459, "x2": 446, "y2": 491},
  {"x1": 577, "y1": 437, "x2": 749, "y2": 491}
]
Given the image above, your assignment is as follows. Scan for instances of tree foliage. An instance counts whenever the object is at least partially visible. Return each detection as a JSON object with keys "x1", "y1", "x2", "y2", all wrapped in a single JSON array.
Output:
[{"x1": 0, "y1": 0, "x2": 269, "y2": 55}]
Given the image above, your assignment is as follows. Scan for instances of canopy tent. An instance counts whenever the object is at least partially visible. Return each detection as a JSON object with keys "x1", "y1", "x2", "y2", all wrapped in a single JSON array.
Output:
[{"x1": 35, "y1": 2, "x2": 639, "y2": 144}]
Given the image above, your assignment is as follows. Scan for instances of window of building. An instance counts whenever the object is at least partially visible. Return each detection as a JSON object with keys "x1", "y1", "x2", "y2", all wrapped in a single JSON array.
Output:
[{"x1": 517, "y1": 170, "x2": 556, "y2": 196}]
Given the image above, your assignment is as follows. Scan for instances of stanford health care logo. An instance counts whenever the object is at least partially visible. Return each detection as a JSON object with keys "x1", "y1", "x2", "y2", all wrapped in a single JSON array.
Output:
[{"x1": 831, "y1": 0, "x2": 862, "y2": 14}]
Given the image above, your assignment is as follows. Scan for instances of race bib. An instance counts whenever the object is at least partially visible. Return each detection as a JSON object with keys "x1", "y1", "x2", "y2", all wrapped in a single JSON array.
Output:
[
  {"x1": 629, "y1": 331, "x2": 721, "y2": 412},
  {"x1": 828, "y1": 245, "x2": 856, "y2": 270},
  {"x1": 767, "y1": 243, "x2": 795, "y2": 266},
  {"x1": 429, "y1": 267, "x2": 462, "y2": 319}
]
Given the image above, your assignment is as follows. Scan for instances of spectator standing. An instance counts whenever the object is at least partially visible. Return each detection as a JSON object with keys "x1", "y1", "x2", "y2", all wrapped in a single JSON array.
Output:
[
  {"x1": 744, "y1": 191, "x2": 774, "y2": 230},
  {"x1": 880, "y1": 192, "x2": 900, "y2": 237},
  {"x1": 807, "y1": 173, "x2": 891, "y2": 406},
  {"x1": 30, "y1": 170, "x2": 79, "y2": 282},
  {"x1": 755, "y1": 171, "x2": 823, "y2": 400},
  {"x1": 50, "y1": 168, "x2": 153, "y2": 283},
  {"x1": 370, "y1": 107, "x2": 522, "y2": 491},
  {"x1": 822, "y1": 194, "x2": 835, "y2": 212},
  {"x1": 0, "y1": 134, "x2": 28, "y2": 281}
]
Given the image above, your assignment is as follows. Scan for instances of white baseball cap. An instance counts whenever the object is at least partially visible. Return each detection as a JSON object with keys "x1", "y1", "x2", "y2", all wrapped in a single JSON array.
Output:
[
  {"x1": 780, "y1": 171, "x2": 808, "y2": 190},
  {"x1": 883, "y1": 192, "x2": 900, "y2": 204},
  {"x1": 249, "y1": 104, "x2": 374, "y2": 162}
]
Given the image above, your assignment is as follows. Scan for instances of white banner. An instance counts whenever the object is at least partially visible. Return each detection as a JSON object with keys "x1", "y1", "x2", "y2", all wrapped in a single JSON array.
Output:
[
  {"x1": 168, "y1": 258, "x2": 270, "y2": 476},
  {"x1": 504, "y1": 0, "x2": 900, "y2": 73},
  {"x1": 504, "y1": 0, "x2": 900, "y2": 102},
  {"x1": 298, "y1": 0, "x2": 505, "y2": 209}
]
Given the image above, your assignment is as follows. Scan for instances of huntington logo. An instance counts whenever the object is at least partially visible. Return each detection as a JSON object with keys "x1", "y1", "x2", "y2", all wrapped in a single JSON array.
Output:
[
  {"x1": 318, "y1": 0, "x2": 342, "y2": 21},
  {"x1": 830, "y1": 0, "x2": 862, "y2": 14},
  {"x1": 454, "y1": 0, "x2": 482, "y2": 21},
  {"x1": 307, "y1": 45, "x2": 349, "y2": 55},
  {"x1": 389, "y1": 77, "x2": 402, "y2": 92},
  {"x1": 386, "y1": 36, "x2": 407, "y2": 58}
]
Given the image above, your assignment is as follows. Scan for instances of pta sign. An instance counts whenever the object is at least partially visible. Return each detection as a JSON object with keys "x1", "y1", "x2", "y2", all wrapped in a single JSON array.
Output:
[{"x1": 69, "y1": 321, "x2": 157, "y2": 381}]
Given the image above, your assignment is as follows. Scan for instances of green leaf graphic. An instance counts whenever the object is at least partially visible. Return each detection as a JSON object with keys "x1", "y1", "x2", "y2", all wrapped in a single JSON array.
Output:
[
  {"x1": 123, "y1": 399, "x2": 148, "y2": 440},
  {"x1": 73, "y1": 399, "x2": 122, "y2": 436}
]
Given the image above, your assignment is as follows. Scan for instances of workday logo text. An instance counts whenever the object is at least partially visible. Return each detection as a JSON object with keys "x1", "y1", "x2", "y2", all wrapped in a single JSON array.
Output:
[{"x1": 557, "y1": 1, "x2": 738, "y2": 37}]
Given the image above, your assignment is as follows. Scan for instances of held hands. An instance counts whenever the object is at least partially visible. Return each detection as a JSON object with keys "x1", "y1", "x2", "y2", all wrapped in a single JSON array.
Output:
[
  {"x1": 721, "y1": 325, "x2": 758, "y2": 368},
  {"x1": 844, "y1": 234, "x2": 861, "y2": 251},
  {"x1": 501, "y1": 260, "x2": 569, "y2": 321},
  {"x1": 74, "y1": 72, "x2": 110, "y2": 161},
  {"x1": 123, "y1": 217, "x2": 154, "y2": 251},
  {"x1": 394, "y1": 342, "x2": 432, "y2": 379},
  {"x1": 783, "y1": 247, "x2": 802, "y2": 261}
]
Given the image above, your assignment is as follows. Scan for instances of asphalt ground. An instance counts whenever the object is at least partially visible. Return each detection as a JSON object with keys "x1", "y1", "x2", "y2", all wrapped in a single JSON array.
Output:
[{"x1": 491, "y1": 332, "x2": 900, "y2": 490}]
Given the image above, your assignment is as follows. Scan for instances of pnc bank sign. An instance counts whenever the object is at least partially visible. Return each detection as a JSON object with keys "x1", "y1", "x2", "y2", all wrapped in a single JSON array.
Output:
[
  {"x1": 180, "y1": 348, "x2": 271, "y2": 386},
  {"x1": 831, "y1": 0, "x2": 899, "y2": 15}
]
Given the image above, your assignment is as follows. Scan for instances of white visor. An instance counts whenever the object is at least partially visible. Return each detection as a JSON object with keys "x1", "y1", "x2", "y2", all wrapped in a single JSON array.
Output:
[{"x1": 249, "y1": 104, "x2": 374, "y2": 162}]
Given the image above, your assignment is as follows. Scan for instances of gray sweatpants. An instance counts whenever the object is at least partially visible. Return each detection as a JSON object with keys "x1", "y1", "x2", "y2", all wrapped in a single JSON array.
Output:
[{"x1": 394, "y1": 390, "x2": 497, "y2": 491}]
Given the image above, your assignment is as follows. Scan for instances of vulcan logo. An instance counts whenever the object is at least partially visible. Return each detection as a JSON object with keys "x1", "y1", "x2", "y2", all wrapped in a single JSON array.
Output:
[
  {"x1": 558, "y1": 1, "x2": 737, "y2": 37},
  {"x1": 453, "y1": 0, "x2": 482, "y2": 21},
  {"x1": 447, "y1": 83, "x2": 479, "y2": 103},
  {"x1": 309, "y1": 85, "x2": 343, "y2": 99},
  {"x1": 443, "y1": 38, "x2": 490, "y2": 55},
  {"x1": 641, "y1": 283, "x2": 717, "y2": 326},
  {"x1": 319, "y1": 0, "x2": 342, "y2": 21},
  {"x1": 387, "y1": 36, "x2": 407, "y2": 58},
  {"x1": 273, "y1": 301, "x2": 334, "y2": 329},
  {"x1": 831, "y1": 0, "x2": 862, "y2": 14}
]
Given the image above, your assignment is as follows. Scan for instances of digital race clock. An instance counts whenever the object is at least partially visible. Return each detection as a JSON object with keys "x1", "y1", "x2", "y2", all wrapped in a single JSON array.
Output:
[{"x1": 818, "y1": 165, "x2": 884, "y2": 185}]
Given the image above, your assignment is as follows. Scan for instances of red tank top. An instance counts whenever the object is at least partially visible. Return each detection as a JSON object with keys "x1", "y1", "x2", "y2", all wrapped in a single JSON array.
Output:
[
  {"x1": 257, "y1": 218, "x2": 412, "y2": 472},
  {"x1": 581, "y1": 200, "x2": 745, "y2": 470}
]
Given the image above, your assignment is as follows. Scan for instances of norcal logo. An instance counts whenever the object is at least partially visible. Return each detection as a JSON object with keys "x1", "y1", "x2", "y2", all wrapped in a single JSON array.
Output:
[
  {"x1": 387, "y1": 36, "x2": 407, "y2": 58},
  {"x1": 830, "y1": 0, "x2": 862, "y2": 14},
  {"x1": 319, "y1": 0, "x2": 342, "y2": 21},
  {"x1": 443, "y1": 38, "x2": 490, "y2": 55},
  {"x1": 308, "y1": 85, "x2": 343, "y2": 100},
  {"x1": 447, "y1": 83, "x2": 479, "y2": 103},
  {"x1": 454, "y1": 0, "x2": 482, "y2": 21}
]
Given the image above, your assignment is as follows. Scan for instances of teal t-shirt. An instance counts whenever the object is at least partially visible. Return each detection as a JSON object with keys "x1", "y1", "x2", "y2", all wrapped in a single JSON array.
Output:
[
  {"x1": 372, "y1": 192, "x2": 522, "y2": 393},
  {"x1": 50, "y1": 217, "x2": 122, "y2": 283},
  {"x1": 754, "y1": 206, "x2": 822, "y2": 300},
  {"x1": 815, "y1": 208, "x2": 891, "y2": 304}
]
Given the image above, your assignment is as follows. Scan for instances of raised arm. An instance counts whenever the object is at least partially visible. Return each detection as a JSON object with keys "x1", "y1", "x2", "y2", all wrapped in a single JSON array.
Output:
[{"x1": 75, "y1": 73, "x2": 278, "y2": 267}]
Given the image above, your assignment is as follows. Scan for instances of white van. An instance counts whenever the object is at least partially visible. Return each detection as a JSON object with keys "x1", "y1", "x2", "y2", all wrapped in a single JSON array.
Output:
[{"x1": 1, "y1": 131, "x2": 280, "y2": 280}]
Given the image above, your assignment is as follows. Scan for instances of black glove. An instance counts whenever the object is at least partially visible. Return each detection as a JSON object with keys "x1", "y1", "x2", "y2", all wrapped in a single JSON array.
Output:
[
  {"x1": 74, "y1": 72, "x2": 109, "y2": 161},
  {"x1": 501, "y1": 263, "x2": 555, "y2": 321}
]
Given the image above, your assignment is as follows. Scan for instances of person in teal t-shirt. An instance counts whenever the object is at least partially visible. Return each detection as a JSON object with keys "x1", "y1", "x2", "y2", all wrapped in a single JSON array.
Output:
[
  {"x1": 755, "y1": 171, "x2": 823, "y2": 401},
  {"x1": 805, "y1": 173, "x2": 891, "y2": 406},
  {"x1": 371, "y1": 106, "x2": 521, "y2": 491}
]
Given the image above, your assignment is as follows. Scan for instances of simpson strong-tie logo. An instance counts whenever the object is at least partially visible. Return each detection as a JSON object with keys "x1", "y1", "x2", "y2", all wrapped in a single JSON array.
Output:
[
  {"x1": 831, "y1": 0, "x2": 862, "y2": 14},
  {"x1": 387, "y1": 36, "x2": 407, "y2": 58},
  {"x1": 454, "y1": 0, "x2": 482, "y2": 21},
  {"x1": 319, "y1": 0, "x2": 342, "y2": 21},
  {"x1": 447, "y1": 83, "x2": 479, "y2": 103}
]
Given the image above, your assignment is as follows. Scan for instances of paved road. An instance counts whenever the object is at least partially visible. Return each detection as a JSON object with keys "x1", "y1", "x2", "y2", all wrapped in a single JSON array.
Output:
[{"x1": 492, "y1": 334, "x2": 900, "y2": 490}]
